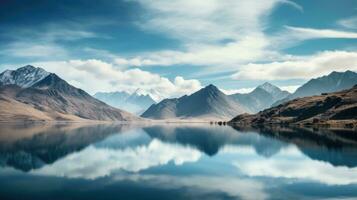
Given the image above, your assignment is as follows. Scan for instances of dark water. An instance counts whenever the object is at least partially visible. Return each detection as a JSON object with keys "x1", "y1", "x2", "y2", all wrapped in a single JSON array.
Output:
[{"x1": 0, "y1": 123, "x2": 357, "y2": 200}]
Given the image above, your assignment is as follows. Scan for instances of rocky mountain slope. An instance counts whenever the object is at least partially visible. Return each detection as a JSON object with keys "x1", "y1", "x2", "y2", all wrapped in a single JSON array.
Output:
[
  {"x1": 229, "y1": 85, "x2": 357, "y2": 128},
  {"x1": 230, "y1": 82, "x2": 289, "y2": 113},
  {"x1": 141, "y1": 84, "x2": 247, "y2": 120},
  {"x1": 0, "y1": 66, "x2": 138, "y2": 122},
  {"x1": 273, "y1": 70, "x2": 357, "y2": 106}
]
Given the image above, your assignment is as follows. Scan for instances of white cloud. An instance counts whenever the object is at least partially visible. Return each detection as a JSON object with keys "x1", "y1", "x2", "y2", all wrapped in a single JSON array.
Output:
[
  {"x1": 286, "y1": 26, "x2": 357, "y2": 39},
  {"x1": 31, "y1": 59, "x2": 202, "y2": 100},
  {"x1": 135, "y1": 0, "x2": 298, "y2": 43},
  {"x1": 270, "y1": 26, "x2": 357, "y2": 50},
  {"x1": 120, "y1": 0, "x2": 300, "y2": 69},
  {"x1": 108, "y1": 5, "x2": 357, "y2": 81},
  {"x1": 112, "y1": 37, "x2": 278, "y2": 68},
  {"x1": 110, "y1": 1, "x2": 357, "y2": 79},
  {"x1": 280, "y1": 85, "x2": 300, "y2": 93},
  {"x1": 4, "y1": 22, "x2": 101, "y2": 42},
  {"x1": 232, "y1": 51, "x2": 357, "y2": 80},
  {"x1": 1, "y1": 42, "x2": 67, "y2": 58},
  {"x1": 220, "y1": 87, "x2": 255, "y2": 95},
  {"x1": 33, "y1": 139, "x2": 202, "y2": 179},
  {"x1": 1, "y1": 24, "x2": 100, "y2": 59},
  {"x1": 338, "y1": 16, "x2": 357, "y2": 29}
]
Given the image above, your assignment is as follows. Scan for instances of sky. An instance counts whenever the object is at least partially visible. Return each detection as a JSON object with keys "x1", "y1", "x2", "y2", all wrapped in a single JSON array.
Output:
[{"x1": 0, "y1": 0, "x2": 357, "y2": 100}]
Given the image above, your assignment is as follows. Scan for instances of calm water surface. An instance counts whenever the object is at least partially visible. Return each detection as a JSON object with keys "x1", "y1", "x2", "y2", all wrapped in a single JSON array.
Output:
[{"x1": 0, "y1": 123, "x2": 357, "y2": 200}]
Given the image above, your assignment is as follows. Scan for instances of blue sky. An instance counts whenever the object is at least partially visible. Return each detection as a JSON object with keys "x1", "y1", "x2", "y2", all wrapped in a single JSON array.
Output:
[{"x1": 0, "y1": 0, "x2": 357, "y2": 99}]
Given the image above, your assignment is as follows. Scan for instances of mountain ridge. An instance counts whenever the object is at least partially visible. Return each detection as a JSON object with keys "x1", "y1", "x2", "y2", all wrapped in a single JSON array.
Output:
[
  {"x1": 0, "y1": 66, "x2": 139, "y2": 122},
  {"x1": 94, "y1": 90, "x2": 156, "y2": 114},
  {"x1": 0, "y1": 65, "x2": 49, "y2": 88},
  {"x1": 141, "y1": 84, "x2": 247, "y2": 120},
  {"x1": 229, "y1": 84, "x2": 357, "y2": 128},
  {"x1": 230, "y1": 82, "x2": 290, "y2": 113},
  {"x1": 273, "y1": 70, "x2": 357, "y2": 106}
]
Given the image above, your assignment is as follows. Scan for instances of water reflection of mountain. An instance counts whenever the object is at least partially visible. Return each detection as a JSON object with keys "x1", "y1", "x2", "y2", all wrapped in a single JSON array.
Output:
[
  {"x1": 1, "y1": 123, "x2": 357, "y2": 172},
  {"x1": 232, "y1": 126, "x2": 357, "y2": 167},
  {"x1": 143, "y1": 125, "x2": 286, "y2": 157},
  {"x1": 0, "y1": 123, "x2": 125, "y2": 171}
]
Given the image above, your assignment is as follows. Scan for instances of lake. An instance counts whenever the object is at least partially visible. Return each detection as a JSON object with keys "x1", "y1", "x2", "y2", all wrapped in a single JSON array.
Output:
[{"x1": 0, "y1": 123, "x2": 357, "y2": 200}]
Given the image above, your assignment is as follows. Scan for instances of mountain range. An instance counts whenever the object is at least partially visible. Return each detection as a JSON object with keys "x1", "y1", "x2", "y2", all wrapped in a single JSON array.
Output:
[
  {"x1": 94, "y1": 90, "x2": 156, "y2": 114},
  {"x1": 229, "y1": 82, "x2": 290, "y2": 113},
  {"x1": 273, "y1": 70, "x2": 357, "y2": 106},
  {"x1": 230, "y1": 85, "x2": 357, "y2": 128},
  {"x1": 141, "y1": 84, "x2": 247, "y2": 120},
  {"x1": 1, "y1": 65, "x2": 356, "y2": 124},
  {"x1": 141, "y1": 71, "x2": 357, "y2": 121},
  {"x1": 0, "y1": 65, "x2": 138, "y2": 122}
]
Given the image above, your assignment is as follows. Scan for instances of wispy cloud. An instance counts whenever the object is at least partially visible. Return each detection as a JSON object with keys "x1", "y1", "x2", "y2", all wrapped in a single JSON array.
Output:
[
  {"x1": 338, "y1": 16, "x2": 357, "y2": 29},
  {"x1": 0, "y1": 22, "x2": 104, "y2": 60},
  {"x1": 0, "y1": 42, "x2": 68, "y2": 58},
  {"x1": 280, "y1": 0, "x2": 304, "y2": 12},
  {"x1": 286, "y1": 26, "x2": 357, "y2": 39},
  {"x1": 120, "y1": 0, "x2": 301, "y2": 69},
  {"x1": 232, "y1": 51, "x2": 357, "y2": 80}
]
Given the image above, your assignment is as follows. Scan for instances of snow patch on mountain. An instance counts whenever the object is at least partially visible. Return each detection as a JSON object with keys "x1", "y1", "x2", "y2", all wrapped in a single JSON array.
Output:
[
  {"x1": 257, "y1": 82, "x2": 290, "y2": 101},
  {"x1": 0, "y1": 65, "x2": 50, "y2": 88}
]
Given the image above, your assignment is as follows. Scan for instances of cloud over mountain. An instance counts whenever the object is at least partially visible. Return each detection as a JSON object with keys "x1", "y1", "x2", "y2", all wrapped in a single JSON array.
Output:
[{"x1": 30, "y1": 59, "x2": 202, "y2": 100}]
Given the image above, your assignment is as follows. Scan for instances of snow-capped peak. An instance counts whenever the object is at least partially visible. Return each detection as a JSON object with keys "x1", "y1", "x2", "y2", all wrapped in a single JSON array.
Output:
[
  {"x1": 257, "y1": 82, "x2": 280, "y2": 94},
  {"x1": 132, "y1": 88, "x2": 147, "y2": 96},
  {"x1": 130, "y1": 88, "x2": 162, "y2": 102},
  {"x1": 0, "y1": 65, "x2": 50, "y2": 88},
  {"x1": 257, "y1": 82, "x2": 290, "y2": 101}
]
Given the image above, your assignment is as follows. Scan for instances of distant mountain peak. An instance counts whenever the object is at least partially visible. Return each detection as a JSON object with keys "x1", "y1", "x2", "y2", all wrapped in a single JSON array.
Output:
[
  {"x1": 141, "y1": 83, "x2": 247, "y2": 120},
  {"x1": 229, "y1": 82, "x2": 290, "y2": 113},
  {"x1": 94, "y1": 88, "x2": 156, "y2": 114},
  {"x1": 201, "y1": 84, "x2": 220, "y2": 93},
  {"x1": 19, "y1": 64, "x2": 36, "y2": 70},
  {"x1": 206, "y1": 84, "x2": 218, "y2": 89},
  {"x1": 260, "y1": 82, "x2": 274, "y2": 87},
  {"x1": 257, "y1": 82, "x2": 281, "y2": 93},
  {"x1": 256, "y1": 82, "x2": 290, "y2": 101},
  {"x1": 0, "y1": 65, "x2": 50, "y2": 88}
]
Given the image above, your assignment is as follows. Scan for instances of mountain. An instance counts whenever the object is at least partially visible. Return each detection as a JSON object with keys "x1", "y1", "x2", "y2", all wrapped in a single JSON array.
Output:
[
  {"x1": 229, "y1": 85, "x2": 357, "y2": 128},
  {"x1": 0, "y1": 65, "x2": 49, "y2": 87},
  {"x1": 230, "y1": 82, "x2": 290, "y2": 113},
  {"x1": 273, "y1": 70, "x2": 357, "y2": 106},
  {"x1": 141, "y1": 84, "x2": 247, "y2": 120},
  {"x1": 258, "y1": 82, "x2": 290, "y2": 101},
  {"x1": 94, "y1": 90, "x2": 156, "y2": 114},
  {"x1": 0, "y1": 65, "x2": 139, "y2": 122}
]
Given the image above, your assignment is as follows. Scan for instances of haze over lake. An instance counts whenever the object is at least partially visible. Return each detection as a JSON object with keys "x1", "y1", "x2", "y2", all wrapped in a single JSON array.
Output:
[{"x1": 1, "y1": 123, "x2": 357, "y2": 200}]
